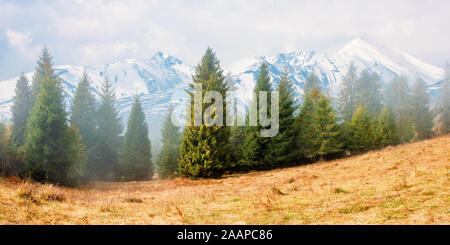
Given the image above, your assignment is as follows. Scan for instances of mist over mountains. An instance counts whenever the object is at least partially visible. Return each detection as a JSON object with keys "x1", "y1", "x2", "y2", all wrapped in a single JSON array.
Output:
[{"x1": 0, "y1": 38, "x2": 446, "y2": 144}]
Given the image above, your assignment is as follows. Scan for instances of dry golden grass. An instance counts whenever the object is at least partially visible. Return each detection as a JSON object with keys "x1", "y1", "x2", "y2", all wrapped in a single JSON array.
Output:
[{"x1": 1, "y1": 135, "x2": 449, "y2": 225}]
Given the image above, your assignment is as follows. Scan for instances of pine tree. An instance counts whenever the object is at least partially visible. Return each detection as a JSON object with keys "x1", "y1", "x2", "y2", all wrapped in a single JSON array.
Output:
[
  {"x1": 178, "y1": 48, "x2": 231, "y2": 178},
  {"x1": 436, "y1": 62, "x2": 450, "y2": 135},
  {"x1": 375, "y1": 105, "x2": 399, "y2": 147},
  {"x1": 304, "y1": 72, "x2": 322, "y2": 95},
  {"x1": 94, "y1": 77, "x2": 122, "y2": 180},
  {"x1": 339, "y1": 63, "x2": 358, "y2": 123},
  {"x1": 410, "y1": 78, "x2": 434, "y2": 140},
  {"x1": 158, "y1": 105, "x2": 180, "y2": 179},
  {"x1": 240, "y1": 62, "x2": 274, "y2": 170},
  {"x1": 296, "y1": 89, "x2": 320, "y2": 160},
  {"x1": 384, "y1": 76, "x2": 414, "y2": 143},
  {"x1": 296, "y1": 89, "x2": 342, "y2": 161},
  {"x1": 313, "y1": 94, "x2": 342, "y2": 159},
  {"x1": 270, "y1": 69, "x2": 298, "y2": 166},
  {"x1": 349, "y1": 105, "x2": 376, "y2": 153},
  {"x1": 30, "y1": 47, "x2": 56, "y2": 108},
  {"x1": 354, "y1": 69, "x2": 382, "y2": 116},
  {"x1": 11, "y1": 73, "x2": 31, "y2": 145},
  {"x1": 24, "y1": 49, "x2": 86, "y2": 185},
  {"x1": 229, "y1": 122, "x2": 245, "y2": 166},
  {"x1": 120, "y1": 97, "x2": 153, "y2": 180},
  {"x1": 70, "y1": 72, "x2": 98, "y2": 178}
]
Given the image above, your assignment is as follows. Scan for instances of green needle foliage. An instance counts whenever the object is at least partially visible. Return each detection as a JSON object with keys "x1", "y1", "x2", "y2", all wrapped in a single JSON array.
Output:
[
  {"x1": 240, "y1": 62, "x2": 274, "y2": 170},
  {"x1": 121, "y1": 97, "x2": 153, "y2": 181},
  {"x1": 11, "y1": 74, "x2": 31, "y2": 146},
  {"x1": 94, "y1": 77, "x2": 122, "y2": 180},
  {"x1": 349, "y1": 105, "x2": 376, "y2": 153},
  {"x1": 270, "y1": 69, "x2": 298, "y2": 166},
  {"x1": 375, "y1": 105, "x2": 399, "y2": 147},
  {"x1": 24, "y1": 48, "x2": 86, "y2": 186},
  {"x1": 158, "y1": 105, "x2": 180, "y2": 179},
  {"x1": 178, "y1": 48, "x2": 231, "y2": 179},
  {"x1": 70, "y1": 72, "x2": 98, "y2": 179},
  {"x1": 411, "y1": 78, "x2": 434, "y2": 140}
]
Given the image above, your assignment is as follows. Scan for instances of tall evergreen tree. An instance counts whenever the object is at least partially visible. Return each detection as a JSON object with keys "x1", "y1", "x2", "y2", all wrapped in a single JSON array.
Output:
[
  {"x1": 70, "y1": 72, "x2": 98, "y2": 179},
  {"x1": 178, "y1": 48, "x2": 231, "y2": 178},
  {"x1": 339, "y1": 63, "x2": 358, "y2": 123},
  {"x1": 158, "y1": 105, "x2": 180, "y2": 179},
  {"x1": 270, "y1": 69, "x2": 298, "y2": 165},
  {"x1": 11, "y1": 73, "x2": 31, "y2": 145},
  {"x1": 95, "y1": 77, "x2": 122, "y2": 180},
  {"x1": 296, "y1": 89, "x2": 341, "y2": 161},
  {"x1": 30, "y1": 47, "x2": 56, "y2": 108},
  {"x1": 354, "y1": 69, "x2": 382, "y2": 116},
  {"x1": 304, "y1": 72, "x2": 323, "y2": 95},
  {"x1": 313, "y1": 94, "x2": 342, "y2": 159},
  {"x1": 375, "y1": 105, "x2": 399, "y2": 147},
  {"x1": 24, "y1": 49, "x2": 86, "y2": 185},
  {"x1": 349, "y1": 105, "x2": 376, "y2": 153},
  {"x1": 384, "y1": 76, "x2": 414, "y2": 143},
  {"x1": 120, "y1": 97, "x2": 153, "y2": 180},
  {"x1": 410, "y1": 78, "x2": 434, "y2": 140},
  {"x1": 240, "y1": 62, "x2": 274, "y2": 170},
  {"x1": 436, "y1": 62, "x2": 450, "y2": 135},
  {"x1": 296, "y1": 89, "x2": 320, "y2": 160}
]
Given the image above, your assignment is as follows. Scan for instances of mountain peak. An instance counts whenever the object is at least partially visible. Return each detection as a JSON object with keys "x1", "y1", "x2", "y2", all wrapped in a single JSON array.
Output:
[
  {"x1": 338, "y1": 38, "x2": 379, "y2": 55},
  {"x1": 151, "y1": 51, "x2": 182, "y2": 65}
]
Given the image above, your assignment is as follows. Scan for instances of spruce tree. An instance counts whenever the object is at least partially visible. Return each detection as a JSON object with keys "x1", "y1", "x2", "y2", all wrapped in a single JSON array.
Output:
[
  {"x1": 270, "y1": 69, "x2": 298, "y2": 166},
  {"x1": 70, "y1": 72, "x2": 98, "y2": 178},
  {"x1": 314, "y1": 94, "x2": 342, "y2": 159},
  {"x1": 229, "y1": 122, "x2": 245, "y2": 167},
  {"x1": 304, "y1": 72, "x2": 322, "y2": 95},
  {"x1": 11, "y1": 73, "x2": 31, "y2": 145},
  {"x1": 296, "y1": 89, "x2": 342, "y2": 161},
  {"x1": 158, "y1": 105, "x2": 180, "y2": 179},
  {"x1": 384, "y1": 76, "x2": 414, "y2": 143},
  {"x1": 375, "y1": 105, "x2": 399, "y2": 147},
  {"x1": 296, "y1": 89, "x2": 319, "y2": 160},
  {"x1": 24, "y1": 50, "x2": 86, "y2": 185},
  {"x1": 354, "y1": 69, "x2": 382, "y2": 116},
  {"x1": 436, "y1": 62, "x2": 450, "y2": 135},
  {"x1": 95, "y1": 77, "x2": 122, "y2": 180},
  {"x1": 120, "y1": 97, "x2": 153, "y2": 180},
  {"x1": 349, "y1": 105, "x2": 376, "y2": 153},
  {"x1": 410, "y1": 78, "x2": 434, "y2": 140},
  {"x1": 178, "y1": 48, "x2": 231, "y2": 178},
  {"x1": 339, "y1": 63, "x2": 358, "y2": 123},
  {"x1": 30, "y1": 47, "x2": 56, "y2": 108},
  {"x1": 240, "y1": 62, "x2": 274, "y2": 170}
]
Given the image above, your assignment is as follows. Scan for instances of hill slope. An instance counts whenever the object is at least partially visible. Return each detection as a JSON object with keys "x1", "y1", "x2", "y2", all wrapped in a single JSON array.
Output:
[{"x1": 0, "y1": 135, "x2": 448, "y2": 225}]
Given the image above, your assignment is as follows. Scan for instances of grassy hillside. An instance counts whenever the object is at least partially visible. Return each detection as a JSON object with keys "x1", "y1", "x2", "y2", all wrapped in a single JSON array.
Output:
[{"x1": 0, "y1": 135, "x2": 449, "y2": 225}]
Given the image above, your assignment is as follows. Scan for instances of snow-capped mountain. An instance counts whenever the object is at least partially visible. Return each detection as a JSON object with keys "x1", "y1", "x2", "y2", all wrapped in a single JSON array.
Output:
[
  {"x1": 0, "y1": 38, "x2": 446, "y2": 145},
  {"x1": 224, "y1": 38, "x2": 445, "y2": 102},
  {"x1": 0, "y1": 52, "x2": 194, "y2": 147}
]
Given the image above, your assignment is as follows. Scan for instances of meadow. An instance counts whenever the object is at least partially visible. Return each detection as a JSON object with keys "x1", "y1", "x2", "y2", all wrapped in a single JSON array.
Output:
[{"x1": 0, "y1": 134, "x2": 448, "y2": 225}]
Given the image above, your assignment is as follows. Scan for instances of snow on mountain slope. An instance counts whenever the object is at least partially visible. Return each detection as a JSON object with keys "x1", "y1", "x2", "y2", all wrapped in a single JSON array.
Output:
[
  {"x1": 0, "y1": 38, "x2": 446, "y2": 143},
  {"x1": 225, "y1": 38, "x2": 445, "y2": 102},
  {"x1": 0, "y1": 52, "x2": 194, "y2": 144}
]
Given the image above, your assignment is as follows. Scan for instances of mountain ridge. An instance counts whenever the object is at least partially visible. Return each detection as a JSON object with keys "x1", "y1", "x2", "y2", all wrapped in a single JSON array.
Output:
[{"x1": 0, "y1": 38, "x2": 446, "y2": 144}]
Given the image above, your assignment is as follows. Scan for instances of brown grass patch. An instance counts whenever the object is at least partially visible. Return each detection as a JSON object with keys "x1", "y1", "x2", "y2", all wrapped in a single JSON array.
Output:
[{"x1": 0, "y1": 134, "x2": 449, "y2": 224}]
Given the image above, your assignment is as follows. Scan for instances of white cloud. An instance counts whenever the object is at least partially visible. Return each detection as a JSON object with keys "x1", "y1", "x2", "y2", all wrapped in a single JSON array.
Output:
[
  {"x1": 0, "y1": 0, "x2": 449, "y2": 78},
  {"x1": 5, "y1": 29, "x2": 32, "y2": 52}
]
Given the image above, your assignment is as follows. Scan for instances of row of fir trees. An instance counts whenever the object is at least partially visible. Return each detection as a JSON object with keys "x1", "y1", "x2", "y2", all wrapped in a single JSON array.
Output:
[
  {"x1": 1, "y1": 47, "x2": 449, "y2": 184},
  {"x1": 0, "y1": 48, "x2": 154, "y2": 186},
  {"x1": 168, "y1": 49, "x2": 450, "y2": 179}
]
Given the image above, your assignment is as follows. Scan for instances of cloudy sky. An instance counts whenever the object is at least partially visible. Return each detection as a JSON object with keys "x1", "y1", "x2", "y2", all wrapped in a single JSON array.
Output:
[{"x1": 0, "y1": 0, "x2": 449, "y2": 79}]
